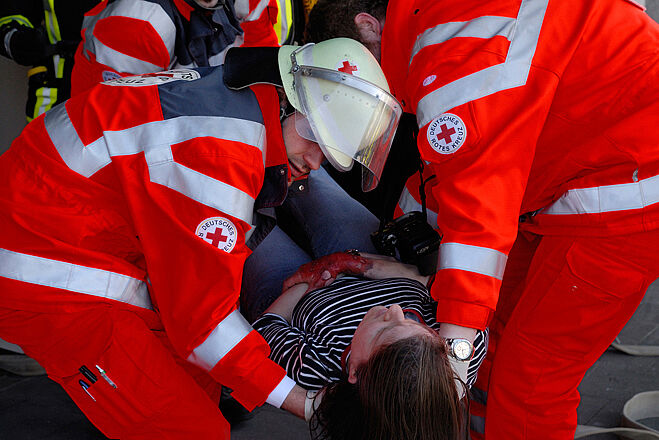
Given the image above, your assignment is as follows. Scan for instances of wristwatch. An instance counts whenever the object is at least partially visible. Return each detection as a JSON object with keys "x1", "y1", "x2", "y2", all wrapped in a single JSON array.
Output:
[{"x1": 445, "y1": 338, "x2": 474, "y2": 362}]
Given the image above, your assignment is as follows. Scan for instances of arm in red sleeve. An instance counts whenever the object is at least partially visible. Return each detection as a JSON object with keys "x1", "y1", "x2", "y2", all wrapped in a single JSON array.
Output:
[
  {"x1": 129, "y1": 132, "x2": 286, "y2": 409},
  {"x1": 76, "y1": 0, "x2": 175, "y2": 90},
  {"x1": 400, "y1": 2, "x2": 559, "y2": 330}
]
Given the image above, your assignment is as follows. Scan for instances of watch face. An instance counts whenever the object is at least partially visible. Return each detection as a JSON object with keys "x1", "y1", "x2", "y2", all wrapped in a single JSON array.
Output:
[{"x1": 452, "y1": 339, "x2": 473, "y2": 361}]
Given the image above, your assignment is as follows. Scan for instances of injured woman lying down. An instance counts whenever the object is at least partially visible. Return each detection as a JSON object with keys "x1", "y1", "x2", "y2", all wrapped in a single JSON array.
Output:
[{"x1": 251, "y1": 251, "x2": 488, "y2": 440}]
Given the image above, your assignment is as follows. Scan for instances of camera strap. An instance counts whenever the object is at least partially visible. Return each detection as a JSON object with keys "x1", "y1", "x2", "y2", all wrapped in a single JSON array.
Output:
[
  {"x1": 376, "y1": 160, "x2": 437, "y2": 233},
  {"x1": 417, "y1": 161, "x2": 436, "y2": 223}
]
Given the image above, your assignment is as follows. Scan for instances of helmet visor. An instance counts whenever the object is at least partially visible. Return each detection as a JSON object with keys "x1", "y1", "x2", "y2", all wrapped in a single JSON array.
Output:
[{"x1": 291, "y1": 49, "x2": 402, "y2": 191}]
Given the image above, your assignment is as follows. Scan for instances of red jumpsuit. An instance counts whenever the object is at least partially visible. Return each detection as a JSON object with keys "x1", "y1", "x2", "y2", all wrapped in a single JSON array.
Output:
[
  {"x1": 383, "y1": 0, "x2": 659, "y2": 438},
  {"x1": 71, "y1": 0, "x2": 279, "y2": 95},
  {"x1": 0, "y1": 67, "x2": 290, "y2": 439}
]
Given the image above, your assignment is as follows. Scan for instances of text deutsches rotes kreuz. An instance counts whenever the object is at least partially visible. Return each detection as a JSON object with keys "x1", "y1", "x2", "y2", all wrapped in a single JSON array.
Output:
[{"x1": 427, "y1": 113, "x2": 467, "y2": 155}]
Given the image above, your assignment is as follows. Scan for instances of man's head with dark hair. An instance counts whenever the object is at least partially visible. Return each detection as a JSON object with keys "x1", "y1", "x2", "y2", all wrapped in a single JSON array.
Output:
[{"x1": 306, "y1": 0, "x2": 389, "y2": 58}]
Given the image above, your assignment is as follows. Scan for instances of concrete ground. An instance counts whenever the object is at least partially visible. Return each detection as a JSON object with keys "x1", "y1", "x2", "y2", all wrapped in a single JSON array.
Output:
[{"x1": 1, "y1": 280, "x2": 656, "y2": 439}]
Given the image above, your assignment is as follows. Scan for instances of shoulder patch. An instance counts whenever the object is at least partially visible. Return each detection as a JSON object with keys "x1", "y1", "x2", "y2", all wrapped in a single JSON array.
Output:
[
  {"x1": 196, "y1": 217, "x2": 238, "y2": 253},
  {"x1": 102, "y1": 69, "x2": 201, "y2": 87},
  {"x1": 426, "y1": 113, "x2": 467, "y2": 155}
]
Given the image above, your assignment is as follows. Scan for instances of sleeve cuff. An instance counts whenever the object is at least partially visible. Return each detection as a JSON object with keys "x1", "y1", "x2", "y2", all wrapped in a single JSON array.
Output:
[{"x1": 265, "y1": 375, "x2": 296, "y2": 408}]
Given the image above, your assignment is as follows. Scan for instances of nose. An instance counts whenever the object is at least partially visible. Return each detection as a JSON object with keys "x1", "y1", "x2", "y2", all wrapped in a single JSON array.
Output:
[
  {"x1": 304, "y1": 143, "x2": 325, "y2": 170},
  {"x1": 383, "y1": 304, "x2": 404, "y2": 322}
]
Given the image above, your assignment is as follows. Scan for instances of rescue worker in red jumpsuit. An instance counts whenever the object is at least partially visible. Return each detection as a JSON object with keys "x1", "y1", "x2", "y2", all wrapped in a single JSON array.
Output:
[
  {"x1": 306, "y1": 0, "x2": 659, "y2": 438},
  {"x1": 71, "y1": 0, "x2": 281, "y2": 96},
  {"x1": 0, "y1": 38, "x2": 402, "y2": 439}
]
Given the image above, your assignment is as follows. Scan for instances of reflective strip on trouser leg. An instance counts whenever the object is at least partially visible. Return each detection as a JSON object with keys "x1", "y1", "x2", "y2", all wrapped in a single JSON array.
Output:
[
  {"x1": 0, "y1": 248, "x2": 152, "y2": 310},
  {"x1": 187, "y1": 309, "x2": 253, "y2": 371}
]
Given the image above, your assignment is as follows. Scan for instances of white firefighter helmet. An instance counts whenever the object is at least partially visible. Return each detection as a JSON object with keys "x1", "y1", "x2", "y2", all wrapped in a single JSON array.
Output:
[{"x1": 278, "y1": 38, "x2": 402, "y2": 191}]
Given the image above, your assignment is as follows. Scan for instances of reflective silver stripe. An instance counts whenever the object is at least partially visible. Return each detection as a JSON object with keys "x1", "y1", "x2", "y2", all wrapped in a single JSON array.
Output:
[
  {"x1": 83, "y1": 0, "x2": 176, "y2": 72},
  {"x1": 207, "y1": 34, "x2": 244, "y2": 66},
  {"x1": 541, "y1": 174, "x2": 659, "y2": 215},
  {"x1": 44, "y1": 106, "x2": 265, "y2": 225},
  {"x1": 440, "y1": 242, "x2": 507, "y2": 280},
  {"x1": 44, "y1": 104, "x2": 112, "y2": 176},
  {"x1": 0, "y1": 248, "x2": 152, "y2": 310},
  {"x1": 187, "y1": 309, "x2": 253, "y2": 371},
  {"x1": 235, "y1": 0, "x2": 269, "y2": 21},
  {"x1": 91, "y1": 38, "x2": 165, "y2": 73},
  {"x1": 145, "y1": 149, "x2": 257, "y2": 225},
  {"x1": 245, "y1": 0, "x2": 270, "y2": 21},
  {"x1": 398, "y1": 186, "x2": 439, "y2": 228},
  {"x1": 416, "y1": 0, "x2": 549, "y2": 127},
  {"x1": 4, "y1": 28, "x2": 17, "y2": 58},
  {"x1": 410, "y1": 16, "x2": 516, "y2": 66}
]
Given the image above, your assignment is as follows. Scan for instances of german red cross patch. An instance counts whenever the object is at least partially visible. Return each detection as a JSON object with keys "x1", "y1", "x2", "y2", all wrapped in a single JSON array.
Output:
[
  {"x1": 195, "y1": 217, "x2": 238, "y2": 253},
  {"x1": 427, "y1": 113, "x2": 467, "y2": 155}
]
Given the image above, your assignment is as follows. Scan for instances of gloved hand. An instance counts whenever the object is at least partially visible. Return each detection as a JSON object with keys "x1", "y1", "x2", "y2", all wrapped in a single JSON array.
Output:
[
  {"x1": 282, "y1": 251, "x2": 373, "y2": 293},
  {"x1": 0, "y1": 23, "x2": 52, "y2": 66}
]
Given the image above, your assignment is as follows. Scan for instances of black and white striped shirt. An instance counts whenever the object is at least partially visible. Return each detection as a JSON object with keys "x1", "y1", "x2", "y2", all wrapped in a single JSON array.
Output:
[{"x1": 253, "y1": 276, "x2": 488, "y2": 391}]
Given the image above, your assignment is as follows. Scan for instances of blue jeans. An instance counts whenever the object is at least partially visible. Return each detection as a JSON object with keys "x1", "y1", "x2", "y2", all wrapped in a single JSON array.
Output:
[{"x1": 240, "y1": 167, "x2": 380, "y2": 322}]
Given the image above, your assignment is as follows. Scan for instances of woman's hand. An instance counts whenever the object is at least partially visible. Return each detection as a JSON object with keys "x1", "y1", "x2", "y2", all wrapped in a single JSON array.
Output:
[{"x1": 282, "y1": 251, "x2": 373, "y2": 293}]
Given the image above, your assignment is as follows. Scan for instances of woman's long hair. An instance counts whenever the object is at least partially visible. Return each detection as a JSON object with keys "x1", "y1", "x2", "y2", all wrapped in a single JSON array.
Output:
[{"x1": 310, "y1": 334, "x2": 464, "y2": 440}]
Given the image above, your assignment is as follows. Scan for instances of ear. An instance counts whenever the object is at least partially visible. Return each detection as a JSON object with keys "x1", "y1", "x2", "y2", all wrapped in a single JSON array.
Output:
[
  {"x1": 354, "y1": 12, "x2": 382, "y2": 44},
  {"x1": 348, "y1": 362, "x2": 358, "y2": 384}
]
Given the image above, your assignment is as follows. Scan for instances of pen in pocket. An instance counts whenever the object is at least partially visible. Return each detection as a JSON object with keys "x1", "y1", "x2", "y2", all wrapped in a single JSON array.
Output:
[
  {"x1": 79, "y1": 365, "x2": 97, "y2": 384},
  {"x1": 79, "y1": 379, "x2": 96, "y2": 401},
  {"x1": 95, "y1": 364, "x2": 117, "y2": 389}
]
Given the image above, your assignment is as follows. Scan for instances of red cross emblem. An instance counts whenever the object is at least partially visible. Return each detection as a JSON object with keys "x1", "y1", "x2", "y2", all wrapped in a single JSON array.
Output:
[
  {"x1": 205, "y1": 227, "x2": 228, "y2": 248},
  {"x1": 435, "y1": 123, "x2": 456, "y2": 145},
  {"x1": 338, "y1": 60, "x2": 358, "y2": 75}
]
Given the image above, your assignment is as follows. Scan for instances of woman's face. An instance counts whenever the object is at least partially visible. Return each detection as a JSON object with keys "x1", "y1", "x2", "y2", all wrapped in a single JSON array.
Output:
[{"x1": 348, "y1": 304, "x2": 435, "y2": 383}]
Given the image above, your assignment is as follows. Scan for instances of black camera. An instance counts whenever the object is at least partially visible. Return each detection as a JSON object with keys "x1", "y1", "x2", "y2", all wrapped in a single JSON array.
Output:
[{"x1": 370, "y1": 211, "x2": 441, "y2": 276}]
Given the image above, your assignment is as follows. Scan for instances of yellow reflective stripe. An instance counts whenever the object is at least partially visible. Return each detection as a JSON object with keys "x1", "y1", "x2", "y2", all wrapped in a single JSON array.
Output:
[
  {"x1": 274, "y1": 0, "x2": 293, "y2": 45},
  {"x1": 42, "y1": 0, "x2": 61, "y2": 43},
  {"x1": 28, "y1": 66, "x2": 47, "y2": 76},
  {"x1": 33, "y1": 86, "x2": 57, "y2": 118},
  {"x1": 0, "y1": 15, "x2": 33, "y2": 28}
]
